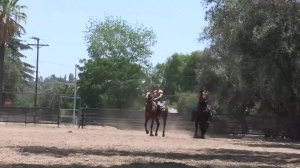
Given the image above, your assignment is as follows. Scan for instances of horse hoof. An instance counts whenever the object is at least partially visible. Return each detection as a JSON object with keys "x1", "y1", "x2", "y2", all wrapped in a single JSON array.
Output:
[
  {"x1": 193, "y1": 135, "x2": 198, "y2": 138},
  {"x1": 162, "y1": 134, "x2": 165, "y2": 137},
  {"x1": 150, "y1": 134, "x2": 154, "y2": 136},
  {"x1": 146, "y1": 131, "x2": 149, "y2": 134},
  {"x1": 155, "y1": 133, "x2": 158, "y2": 136}
]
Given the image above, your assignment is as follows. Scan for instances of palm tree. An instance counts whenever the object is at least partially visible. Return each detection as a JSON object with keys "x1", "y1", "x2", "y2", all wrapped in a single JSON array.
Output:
[{"x1": 0, "y1": 0, "x2": 27, "y2": 106}]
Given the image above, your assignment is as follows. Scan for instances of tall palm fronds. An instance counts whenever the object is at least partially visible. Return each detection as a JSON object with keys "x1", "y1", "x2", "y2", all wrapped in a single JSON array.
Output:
[{"x1": 0, "y1": 0, "x2": 27, "y2": 105}]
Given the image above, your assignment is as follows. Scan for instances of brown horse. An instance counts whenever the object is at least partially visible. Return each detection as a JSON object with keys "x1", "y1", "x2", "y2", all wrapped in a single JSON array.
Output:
[{"x1": 144, "y1": 90, "x2": 168, "y2": 137}]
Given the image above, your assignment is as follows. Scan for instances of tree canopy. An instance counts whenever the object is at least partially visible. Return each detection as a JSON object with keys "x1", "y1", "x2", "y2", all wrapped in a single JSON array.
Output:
[
  {"x1": 84, "y1": 15, "x2": 156, "y2": 69},
  {"x1": 78, "y1": 16, "x2": 157, "y2": 109},
  {"x1": 0, "y1": 0, "x2": 27, "y2": 105},
  {"x1": 3, "y1": 33, "x2": 34, "y2": 106},
  {"x1": 198, "y1": 0, "x2": 300, "y2": 116}
]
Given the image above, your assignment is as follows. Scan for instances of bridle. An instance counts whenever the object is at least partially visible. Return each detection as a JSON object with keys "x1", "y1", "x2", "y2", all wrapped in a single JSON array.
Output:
[
  {"x1": 145, "y1": 91, "x2": 155, "y2": 112},
  {"x1": 146, "y1": 92, "x2": 153, "y2": 102},
  {"x1": 200, "y1": 91, "x2": 208, "y2": 102}
]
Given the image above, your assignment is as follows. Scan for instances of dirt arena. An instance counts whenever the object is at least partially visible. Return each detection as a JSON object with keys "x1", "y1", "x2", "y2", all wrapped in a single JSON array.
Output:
[{"x1": 0, "y1": 123, "x2": 299, "y2": 168}]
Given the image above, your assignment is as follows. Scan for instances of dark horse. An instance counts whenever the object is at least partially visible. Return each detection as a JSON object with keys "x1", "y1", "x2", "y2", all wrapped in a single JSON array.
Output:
[
  {"x1": 144, "y1": 90, "x2": 168, "y2": 137},
  {"x1": 191, "y1": 99, "x2": 211, "y2": 139}
]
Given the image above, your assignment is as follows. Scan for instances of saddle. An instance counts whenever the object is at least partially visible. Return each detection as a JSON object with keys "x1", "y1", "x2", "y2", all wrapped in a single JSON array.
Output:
[{"x1": 154, "y1": 101, "x2": 166, "y2": 111}]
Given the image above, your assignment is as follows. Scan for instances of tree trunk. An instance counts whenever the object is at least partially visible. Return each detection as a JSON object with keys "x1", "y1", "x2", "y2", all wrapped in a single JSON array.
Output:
[{"x1": 0, "y1": 44, "x2": 5, "y2": 106}]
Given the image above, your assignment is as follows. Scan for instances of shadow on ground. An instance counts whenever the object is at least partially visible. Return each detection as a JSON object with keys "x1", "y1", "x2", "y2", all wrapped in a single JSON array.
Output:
[
  {"x1": 0, "y1": 162, "x2": 279, "y2": 168},
  {"x1": 246, "y1": 142, "x2": 300, "y2": 150},
  {"x1": 0, "y1": 163, "x2": 195, "y2": 168},
  {"x1": 3, "y1": 145, "x2": 299, "y2": 167},
  {"x1": 231, "y1": 139, "x2": 300, "y2": 150}
]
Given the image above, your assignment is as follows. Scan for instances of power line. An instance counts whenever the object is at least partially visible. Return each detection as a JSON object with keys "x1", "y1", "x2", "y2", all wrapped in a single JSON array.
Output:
[
  {"x1": 22, "y1": 58, "x2": 199, "y2": 78},
  {"x1": 2, "y1": 91, "x2": 189, "y2": 97},
  {"x1": 27, "y1": 37, "x2": 49, "y2": 108},
  {"x1": 21, "y1": 56, "x2": 77, "y2": 67},
  {"x1": 2, "y1": 91, "x2": 60, "y2": 96},
  {"x1": 39, "y1": 61, "x2": 75, "y2": 67}
]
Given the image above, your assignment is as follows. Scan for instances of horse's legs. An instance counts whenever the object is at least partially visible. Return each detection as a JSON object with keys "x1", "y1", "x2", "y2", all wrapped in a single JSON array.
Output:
[
  {"x1": 162, "y1": 115, "x2": 167, "y2": 137},
  {"x1": 155, "y1": 117, "x2": 160, "y2": 136},
  {"x1": 194, "y1": 120, "x2": 198, "y2": 138},
  {"x1": 201, "y1": 112, "x2": 211, "y2": 139},
  {"x1": 150, "y1": 118, "x2": 154, "y2": 136},
  {"x1": 203, "y1": 122, "x2": 210, "y2": 136},
  {"x1": 144, "y1": 117, "x2": 149, "y2": 134},
  {"x1": 200, "y1": 119, "x2": 209, "y2": 139},
  {"x1": 200, "y1": 121, "x2": 205, "y2": 138}
]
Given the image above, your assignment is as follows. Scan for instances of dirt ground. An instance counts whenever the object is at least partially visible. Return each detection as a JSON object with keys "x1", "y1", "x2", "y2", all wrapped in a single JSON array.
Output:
[{"x1": 0, "y1": 123, "x2": 299, "y2": 168}]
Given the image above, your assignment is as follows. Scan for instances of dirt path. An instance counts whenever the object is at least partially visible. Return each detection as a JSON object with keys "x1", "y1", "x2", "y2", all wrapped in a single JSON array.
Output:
[{"x1": 0, "y1": 124, "x2": 299, "y2": 168}]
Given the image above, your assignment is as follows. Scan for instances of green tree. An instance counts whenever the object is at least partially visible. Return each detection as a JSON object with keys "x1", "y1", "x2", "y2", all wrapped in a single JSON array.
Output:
[
  {"x1": 39, "y1": 83, "x2": 75, "y2": 108},
  {"x1": 68, "y1": 73, "x2": 74, "y2": 83},
  {"x1": 0, "y1": 0, "x2": 27, "y2": 105},
  {"x1": 195, "y1": 49, "x2": 228, "y2": 114},
  {"x1": 3, "y1": 33, "x2": 34, "y2": 106},
  {"x1": 181, "y1": 51, "x2": 202, "y2": 92},
  {"x1": 78, "y1": 58, "x2": 145, "y2": 108},
  {"x1": 148, "y1": 63, "x2": 166, "y2": 88},
  {"x1": 84, "y1": 15, "x2": 156, "y2": 69},
  {"x1": 200, "y1": 0, "x2": 300, "y2": 117},
  {"x1": 163, "y1": 53, "x2": 187, "y2": 97},
  {"x1": 43, "y1": 74, "x2": 69, "y2": 84},
  {"x1": 78, "y1": 16, "x2": 156, "y2": 109},
  {"x1": 176, "y1": 92, "x2": 198, "y2": 114},
  {"x1": 7, "y1": 33, "x2": 34, "y2": 83},
  {"x1": 152, "y1": 51, "x2": 201, "y2": 105}
]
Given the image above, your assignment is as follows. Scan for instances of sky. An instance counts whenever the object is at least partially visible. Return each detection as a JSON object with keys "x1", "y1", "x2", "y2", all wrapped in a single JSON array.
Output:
[{"x1": 19, "y1": 0, "x2": 209, "y2": 78}]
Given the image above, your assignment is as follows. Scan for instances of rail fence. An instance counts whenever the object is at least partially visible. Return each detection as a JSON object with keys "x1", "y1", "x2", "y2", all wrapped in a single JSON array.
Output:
[
  {"x1": 0, "y1": 107, "x2": 299, "y2": 136},
  {"x1": 80, "y1": 108, "x2": 279, "y2": 136},
  {"x1": 0, "y1": 107, "x2": 80, "y2": 127},
  {"x1": 1, "y1": 106, "x2": 297, "y2": 138}
]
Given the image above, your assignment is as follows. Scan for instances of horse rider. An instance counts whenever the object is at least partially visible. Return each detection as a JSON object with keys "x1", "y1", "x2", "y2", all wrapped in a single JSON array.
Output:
[
  {"x1": 153, "y1": 84, "x2": 164, "y2": 115},
  {"x1": 198, "y1": 86, "x2": 212, "y2": 122}
]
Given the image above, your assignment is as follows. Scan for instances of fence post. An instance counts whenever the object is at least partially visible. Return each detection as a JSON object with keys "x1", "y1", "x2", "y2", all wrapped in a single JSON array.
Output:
[
  {"x1": 33, "y1": 108, "x2": 37, "y2": 124},
  {"x1": 77, "y1": 109, "x2": 80, "y2": 129},
  {"x1": 273, "y1": 115, "x2": 276, "y2": 138},
  {"x1": 77, "y1": 108, "x2": 81, "y2": 129},
  {"x1": 213, "y1": 117, "x2": 215, "y2": 133},
  {"x1": 81, "y1": 111, "x2": 84, "y2": 129},
  {"x1": 25, "y1": 111, "x2": 27, "y2": 126},
  {"x1": 57, "y1": 109, "x2": 60, "y2": 128},
  {"x1": 236, "y1": 115, "x2": 239, "y2": 135},
  {"x1": 80, "y1": 112, "x2": 84, "y2": 129}
]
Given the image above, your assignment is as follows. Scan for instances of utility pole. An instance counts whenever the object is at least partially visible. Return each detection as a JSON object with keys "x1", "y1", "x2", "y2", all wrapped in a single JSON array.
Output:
[
  {"x1": 73, "y1": 63, "x2": 77, "y2": 124},
  {"x1": 28, "y1": 37, "x2": 49, "y2": 108}
]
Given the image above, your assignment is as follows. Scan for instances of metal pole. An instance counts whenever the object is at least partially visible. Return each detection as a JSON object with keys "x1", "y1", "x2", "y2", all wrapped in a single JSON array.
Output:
[
  {"x1": 73, "y1": 64, "x2": 77, "y2": 124},
  {"x1": 34, "y1": 38, "x2": 40, "y2": 108}
]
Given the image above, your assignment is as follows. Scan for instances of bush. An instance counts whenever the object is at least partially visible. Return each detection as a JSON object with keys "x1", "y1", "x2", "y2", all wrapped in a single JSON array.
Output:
[{"x1": 176, "y1": 92, "x2": 198, "y2": 114}]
